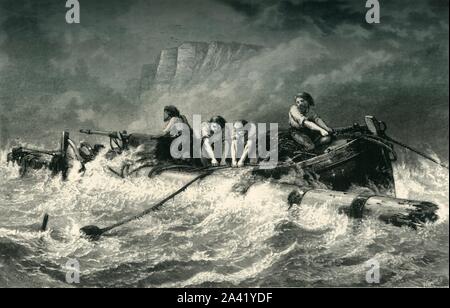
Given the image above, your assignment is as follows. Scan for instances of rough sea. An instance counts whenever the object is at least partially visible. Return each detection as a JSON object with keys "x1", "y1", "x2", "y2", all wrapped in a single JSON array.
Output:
[{"x1": 0, "y1": 148, "x2": 448, "y2": 288}]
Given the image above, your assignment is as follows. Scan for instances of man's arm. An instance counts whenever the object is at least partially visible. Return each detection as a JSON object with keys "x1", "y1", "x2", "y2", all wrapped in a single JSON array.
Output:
[
  {"x1": 221, "y1": 140, "x2": 230, "y2": 166},
  {"x1": 231, "y1": 139, "x2": 238, "y2": 167},
  {"x1": 304, "y1": 121, "x2": 329, "y2": 136},
  {"x1": 201, "y1": 123, "x2": 218, "y2": 165},
  {"x1": 315, "y1": 117, "x2": 333, "y2": 133},
  {"x1": 237, "y1": 139, "x2": 255, "y2": 167},
  {"x1": 289, "y1": 106, "x2": 304, "y2": 129},
  {"x1": 237, "y1": 124, "x2": 257, "y2": 167},
  {"x1": 163, "y1": 117, "x2": 178, "y2": 135},
  {"x1": 203, "y1": 138, "x2": 218, "y2": 165},
  {"x1": 291, "y1": 106, "x2": 329, "y2": 136}
]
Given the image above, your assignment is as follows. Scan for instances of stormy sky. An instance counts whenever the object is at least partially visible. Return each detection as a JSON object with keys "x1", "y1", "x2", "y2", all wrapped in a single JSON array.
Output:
[{"x1": 0, "y1": 0, "x2": 448, "y2": 158}]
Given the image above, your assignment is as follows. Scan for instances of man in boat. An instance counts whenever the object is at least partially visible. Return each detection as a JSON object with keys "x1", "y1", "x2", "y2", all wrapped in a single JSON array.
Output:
[
  {"x1": 231, "y1": 120, "x2": 258, "y2": 167},
  {"x1": 163, "y1": 105, "x2": 192, "y2": 137},
  {"x1": 289, "y1": 92, "x2": 333, "y2": 152},
  {"x1": 201, "y1": 116, "x2": 230, "y2": 166},
  {"x1": 162, "y1": 105, "x2": 194, "y2": 162}
]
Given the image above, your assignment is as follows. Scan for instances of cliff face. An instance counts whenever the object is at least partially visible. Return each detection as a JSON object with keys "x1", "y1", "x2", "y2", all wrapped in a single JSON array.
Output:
[
  {"x1": 140, "y1": 41, "x2": 262, "y2": 93},
  {"x1": 154, "y1": 48, "x2": 179, "y2": 91}
]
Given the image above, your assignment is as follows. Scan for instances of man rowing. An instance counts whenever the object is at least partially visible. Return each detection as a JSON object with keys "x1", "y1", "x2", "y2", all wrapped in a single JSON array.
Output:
[{"x1": 289, "y1": 92, "x2": 333, "y2": 152}]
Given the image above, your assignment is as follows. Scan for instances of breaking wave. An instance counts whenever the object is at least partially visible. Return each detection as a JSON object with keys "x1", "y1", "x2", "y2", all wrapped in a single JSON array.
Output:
[{"x1": 0, "y1": 147, "x2": 448, "y2": 287}]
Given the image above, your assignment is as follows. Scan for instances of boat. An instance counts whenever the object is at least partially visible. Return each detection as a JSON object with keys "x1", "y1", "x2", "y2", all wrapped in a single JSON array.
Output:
[
  {"x1": 255, "y1": 116, "x2": 396, "y2": 194},
  {"x1": 5, "y1": 116, "x2": 440, "y2": 229},
  {"x1": 83, "y1": 116, "x2": 397, "y2": 195},
  {"x1": 7, "y1": 116, "x2": 397, "y2": 191}
]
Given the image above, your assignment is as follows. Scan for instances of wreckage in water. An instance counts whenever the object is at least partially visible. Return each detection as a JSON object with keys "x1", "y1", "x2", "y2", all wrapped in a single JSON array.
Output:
[{"x1": 6, "y1": 116, "x2": 442, "y2": 230}]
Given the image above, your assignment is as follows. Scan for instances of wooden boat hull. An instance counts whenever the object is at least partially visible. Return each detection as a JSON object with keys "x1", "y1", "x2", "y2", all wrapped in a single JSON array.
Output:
[
  {"x1": 252, "y1": 136, "x2": 396, "y2": 195},
  {"x1": 301, "y1": 138, "x2": 395, "y2": 194}
]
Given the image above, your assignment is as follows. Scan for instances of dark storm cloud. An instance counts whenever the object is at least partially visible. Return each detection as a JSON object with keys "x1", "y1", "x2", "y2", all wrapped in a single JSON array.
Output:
[
  {"x1": 428, "y1": 0, "x2": 450, "y2": 15},
  {"x1": 0, "y1": 0, "x2": 142, "y2": 146},
  {"x1": 217, "y1": 0, "x2": 262, "y2": 17},
  {"x1": 1, "y1": 0, "x2": 448, "y2": 158},
  {"x1": 216, "y1": 0, "x2": 364, "y2": 32},
  {"x1": 217, "y1": 0, "x2": 449, "y2": 42}
]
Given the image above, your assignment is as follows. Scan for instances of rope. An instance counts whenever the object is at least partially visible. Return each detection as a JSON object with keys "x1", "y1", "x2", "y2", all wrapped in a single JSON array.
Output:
[{"x1": 148, "y1": 164, "x2": 201, "y2": 178}]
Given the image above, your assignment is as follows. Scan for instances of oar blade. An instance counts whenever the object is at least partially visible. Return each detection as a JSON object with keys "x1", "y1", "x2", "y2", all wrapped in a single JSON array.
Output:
[{"x1": 80, "y1": 225, "x2": 104, "y2": 241}]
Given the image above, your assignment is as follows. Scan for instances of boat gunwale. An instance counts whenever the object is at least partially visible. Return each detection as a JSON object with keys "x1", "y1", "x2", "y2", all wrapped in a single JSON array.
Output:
[{"x1": 293, "y1": 138, "x2": 362, "y2": 169}]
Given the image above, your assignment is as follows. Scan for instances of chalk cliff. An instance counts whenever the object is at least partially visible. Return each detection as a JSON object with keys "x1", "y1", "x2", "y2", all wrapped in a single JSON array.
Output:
[{"x1": 139, "y1": 41, "x2": 262, "y2": 94}]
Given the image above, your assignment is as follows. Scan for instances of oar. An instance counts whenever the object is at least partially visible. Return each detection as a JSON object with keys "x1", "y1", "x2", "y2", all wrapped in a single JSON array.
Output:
[
  {"x1": 388, "y1": 136, "x2": 448, "y2": 170},
  {"x1": 21, "y1": 147, "x2": 61, "y2": 156},
  {"x1": 374, "y1": 135, "x2": 449, "y2": 170},
  {"x1": 80, "y1": 170, "x2": 213, "y2": 240}
]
